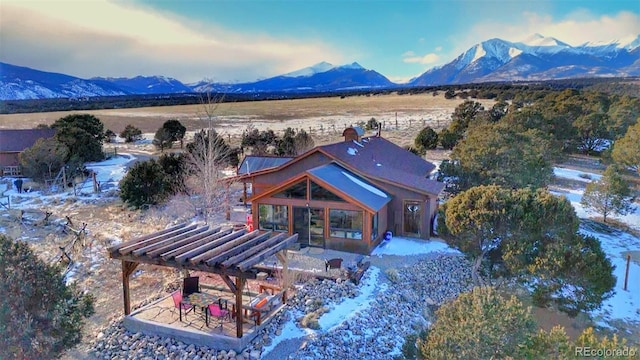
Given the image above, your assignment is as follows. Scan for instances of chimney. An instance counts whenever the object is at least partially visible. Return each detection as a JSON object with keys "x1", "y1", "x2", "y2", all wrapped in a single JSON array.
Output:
[
  {"x1": 377, "y1": 122, "x2": 382, "y2": 137},
  {"x1": 342, "y1": 126, "x2": 364, "y2": 142}
]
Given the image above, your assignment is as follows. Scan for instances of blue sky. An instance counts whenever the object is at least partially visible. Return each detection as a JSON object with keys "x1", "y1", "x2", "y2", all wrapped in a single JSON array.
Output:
[{"x1": 1, "y1": 0, "x2": 639, "y2": 83}]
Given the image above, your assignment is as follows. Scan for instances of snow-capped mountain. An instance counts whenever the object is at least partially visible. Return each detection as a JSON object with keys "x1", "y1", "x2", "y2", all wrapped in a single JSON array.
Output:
[
  {"x1": 213, "y1": 62, "x2": 394, "y2": 93},
  {"x1": 2, "y1": 33, "x2": 638, "y2": 100},
  {"x1": 282, "y1": 61, "x2": 335, "y2": 78},
  {"x1": 410, "y1": 34, "x2": 640, "y2": 86},
  {"x1": 0, "y1": 62, "x2": 127, "y2": 100},
  {"x1": 91, "y1": 75, "x2": 192, "y2": 94}
]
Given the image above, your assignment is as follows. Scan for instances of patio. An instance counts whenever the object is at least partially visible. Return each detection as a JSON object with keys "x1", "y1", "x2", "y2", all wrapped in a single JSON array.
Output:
[
  {"x1": 125, "y1": 281, "x2": 286, "y2": 351},
  {"x1": 108, "y1": 223, "x2": 298, "y2": 349}
]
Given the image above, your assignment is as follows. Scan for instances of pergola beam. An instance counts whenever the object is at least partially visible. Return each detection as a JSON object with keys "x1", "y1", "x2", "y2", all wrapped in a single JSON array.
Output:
[
  {"x1": 109, "y1": 223, "x2": 187, "y2": 252},
  {"x1": 205, "y1": 231, "x2": 273, "y2": 266},
  {"x1": 220, "y1": 233, "x2": 286, "y2": 268},
  {"x1": 159, "y1": 228, "x2": 233, "y2": 260},
  {"x1": 237, "y1": 234, "x2": 298, "y2": 271},
  {"x1": 131, "y1": 226, "x2": 210, "y2": 256},
  {"x1": 190, "y1": 230, "x2": 259, "y2": 264},
  {"x1": 117, "y1": 224, "x2": 198, "y2": 255},
  {"x1": 146, "y1": 227, "x2": 222, "y2": 258},
  {"x1": 174, "y1": 229, "x2": 246, "y2": 264}
]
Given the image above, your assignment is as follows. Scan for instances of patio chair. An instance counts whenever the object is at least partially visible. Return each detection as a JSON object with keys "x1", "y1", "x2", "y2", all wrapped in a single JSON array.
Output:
[
  {"x1": 182, "y1": 276, "x2": 200, "y2": 297},
  {"x1": 171, "y1": 290, "x2": 194, "y2": 322},
  {"x1": 325, "y1": 258, "x2": 343, "y2": 272},
  {"x1": 206, "y1": 303, "x2": 230, "y2": 331}
]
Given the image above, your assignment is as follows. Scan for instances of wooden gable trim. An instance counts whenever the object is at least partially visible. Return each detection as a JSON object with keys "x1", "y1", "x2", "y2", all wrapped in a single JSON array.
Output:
[
  {"x1": 249, "y1": 169, "x2": 380, "y2": 214},
  {"x1": 247, "y1": 172, "x2": 309, "y2": 203}
]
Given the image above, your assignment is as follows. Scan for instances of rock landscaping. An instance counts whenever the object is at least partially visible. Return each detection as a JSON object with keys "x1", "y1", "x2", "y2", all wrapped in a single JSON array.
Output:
[{"x1": 88, "y1": 253, "x2": 472, "y2": 360}]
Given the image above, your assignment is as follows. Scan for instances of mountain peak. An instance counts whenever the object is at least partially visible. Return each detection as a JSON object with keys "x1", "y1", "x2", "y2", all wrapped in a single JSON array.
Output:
[
  {"x1": 338, "y1": 62, "x2": 364, "y2": 70},
  {"x1": 519, "y1": 33, "x2": 569, "y2": 47},
  {"x1": 282, "y1": 62, "x2": 335, "y2": 78}
]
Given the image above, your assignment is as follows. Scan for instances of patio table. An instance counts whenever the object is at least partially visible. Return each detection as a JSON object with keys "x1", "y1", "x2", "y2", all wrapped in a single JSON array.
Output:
[{"x1": 188, "y1": 292, "x2": 218, "y2": 311}]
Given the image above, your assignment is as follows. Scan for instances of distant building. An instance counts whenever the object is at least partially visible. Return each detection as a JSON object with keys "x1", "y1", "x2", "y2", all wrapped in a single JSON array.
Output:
[
  {"x1": 0, "y1": 128, "x2": 56, "y2": 176},
  {"x1": 236, "y1": 126, "x2": 444, "y2": 254}
]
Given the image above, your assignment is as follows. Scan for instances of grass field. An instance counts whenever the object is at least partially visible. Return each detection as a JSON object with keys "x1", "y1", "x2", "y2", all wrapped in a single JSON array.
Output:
[{"x1": 0, "y1": 93, "x2": 495, "y2": 146}]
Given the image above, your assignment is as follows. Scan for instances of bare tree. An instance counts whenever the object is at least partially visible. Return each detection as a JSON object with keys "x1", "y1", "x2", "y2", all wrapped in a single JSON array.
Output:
[{"x1": 183, "y1": 92, "x2": 237, "y2": 223}]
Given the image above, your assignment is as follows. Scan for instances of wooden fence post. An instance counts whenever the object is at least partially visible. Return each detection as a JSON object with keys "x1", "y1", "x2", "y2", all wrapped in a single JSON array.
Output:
[{"x1": 624, "y1": 255, "x2": 631, "y2": 291}]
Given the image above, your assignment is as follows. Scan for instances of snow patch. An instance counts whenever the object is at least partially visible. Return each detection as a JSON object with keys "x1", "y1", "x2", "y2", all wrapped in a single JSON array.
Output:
[
  {"x1": 372, "y1": 236, "x2": 459, "y2": 256},
  {"x1": 347, "y1": 147, "x2": 358, "y2": 156},
  {"x1": 553, "y1": 167, "x2": 602, "y2": 182},
  {"x1": 341, "y1": 171, "x2": 387, "y2": 198},
  {"x1": 318, "y1": 267, "x2": 385, "y2": 330}
]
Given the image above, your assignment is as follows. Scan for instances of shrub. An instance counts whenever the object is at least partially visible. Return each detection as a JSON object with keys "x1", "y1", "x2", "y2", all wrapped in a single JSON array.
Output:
[
  {"x1": 119, "y1": 159, "x2": 172, "y2": 208},
  {"x1": 120, "y1": 124, "x2": 142, "y2": 143},
  {"x1": 0, "y1": 234, "x2": 95, "y2": 359},
  {"x1": 415, "y1": 126, "x2": 439, "y2": 151}
]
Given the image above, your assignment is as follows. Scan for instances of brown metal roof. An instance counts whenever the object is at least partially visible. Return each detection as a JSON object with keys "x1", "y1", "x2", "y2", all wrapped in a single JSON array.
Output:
[
  {"x1": 319, "y1": 136, "x2": 444, "y2": 195},
  {"x1": 108, "y1": 223, "x2": 298, "y2": 279},
  {"x1": 0, "y1": 129, "x2": 56, "y2": 152},
  {"x1": 237, "y1": 155, "x2": 294, "y2": 175}
]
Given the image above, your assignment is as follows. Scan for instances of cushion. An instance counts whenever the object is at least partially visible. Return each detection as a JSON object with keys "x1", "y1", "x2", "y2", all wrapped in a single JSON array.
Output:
[{"x1": 255, "y1": 297, "x2": 268, "y2": 309}]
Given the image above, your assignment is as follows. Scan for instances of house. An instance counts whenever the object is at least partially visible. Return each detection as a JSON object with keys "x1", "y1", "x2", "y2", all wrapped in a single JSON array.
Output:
[
  {"x1": 0, "y1": 128, "x2": 57, "y2": 176},
  {"x1": 237, "y1": 126, "x2": 444, "y2": 254}
]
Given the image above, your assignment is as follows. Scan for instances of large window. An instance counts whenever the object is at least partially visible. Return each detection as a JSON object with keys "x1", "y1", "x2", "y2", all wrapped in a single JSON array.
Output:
[
  {"x1": 310, "y1": 181, "x2": 345, "y2": 202},
  {"x1": 258, "y1": 204, "x2": 289, "y2": 232},
  {"x1": 329, "y1": 209, "x2": 363, "y2": 239},
  {"x1": 273, "y1": 180, "x2": 307, "y2": 199},
  {"x1": 371, "y1": 213, "x2": 378, "y2": 240}
]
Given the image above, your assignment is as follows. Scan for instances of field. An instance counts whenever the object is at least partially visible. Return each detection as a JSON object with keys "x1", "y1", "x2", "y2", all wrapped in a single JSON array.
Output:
[{"x1": 0, "y1": 92, "x2": 494, "y2": 148}]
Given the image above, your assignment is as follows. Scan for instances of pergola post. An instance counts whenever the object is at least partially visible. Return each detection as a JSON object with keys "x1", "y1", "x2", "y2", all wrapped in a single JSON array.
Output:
[
  {"x1": 121, "y1": 260, "x2": 139, "y2": 315},
  {"x1": 275, "y1": 249, "x2": 289, "y2": 303},
  {"x1": 235, "y1": 276, "x2": 245, "y2": 338}
]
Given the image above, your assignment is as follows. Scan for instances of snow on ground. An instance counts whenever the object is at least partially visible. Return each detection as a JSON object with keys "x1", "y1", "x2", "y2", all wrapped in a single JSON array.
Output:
[
  {"x1": 3, "y1": 153, "x2": 137, "y2": 209},
  {"x1": 318, "y1": 267, "x2": 385, "y2": 331},
  {"x1": 371, "y1": 236, "x2": 459, "y2": 257},
  {"x1": 84, "y1": 153, "x2": 134, "y2": 191},
  {"x1": 263, "y1": 241, "x2": 456, "y2": 357},
  {"x1": 551, "y1": 178, "x2": 640, "y2": 326},
  {"x1": 580, "y1": 223, "x2": 640, "y2": 325},
  {"x1": 551, "y1": 188, "x2": 640, "y2": 232},
  {"x1": 553, "y1": 167, "x2": 602, "y2": 183}
]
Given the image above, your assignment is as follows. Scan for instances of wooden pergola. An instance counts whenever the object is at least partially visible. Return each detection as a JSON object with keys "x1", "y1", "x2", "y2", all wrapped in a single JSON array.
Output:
[{"x1": 108, "y1": 223, "x2": 298, "y2": 338}]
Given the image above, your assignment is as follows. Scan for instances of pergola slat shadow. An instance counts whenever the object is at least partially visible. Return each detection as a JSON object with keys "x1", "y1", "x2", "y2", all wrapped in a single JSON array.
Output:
[{"x1": 108, "y1": 223, "x2": 298, "y2": 338}]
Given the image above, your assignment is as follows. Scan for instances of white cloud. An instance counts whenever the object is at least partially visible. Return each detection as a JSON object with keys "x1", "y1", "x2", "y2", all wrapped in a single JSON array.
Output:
[
  {"x1": 0, "y1": 1, "x2": 344, "y2": 82},
  {"x1": 435, "y1": 46, "x2": 443, "y2": 52},
  {"x1": 402, "y1": 52, "x2": 440, "y2": 64}
]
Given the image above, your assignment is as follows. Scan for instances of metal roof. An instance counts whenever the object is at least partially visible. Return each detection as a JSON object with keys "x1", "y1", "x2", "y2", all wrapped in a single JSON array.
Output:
[
  {"x1": 307, "y1": 163, "x2": 391, "y2": 212},
  {"x1": 319, "y1": 137, "x2": 444, "y2": 195},
  {"x1": 0, "y1": 129, "x2": 56, "y2": 152},
  {"x1": 237, "y1": 156, "x2": 294, "y2": 175}
]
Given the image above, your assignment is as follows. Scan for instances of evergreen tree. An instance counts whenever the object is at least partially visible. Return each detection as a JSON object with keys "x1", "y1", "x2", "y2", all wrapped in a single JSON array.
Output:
[
  {"x1": 119, "y1": 159, "x2": 171, "y2": 208},
  {"x1": 0, "y1": 235, "x2": 95, "y2": 359},
  {"x1": 581, "y1": 164, "x2": 633, "y2": 223}
]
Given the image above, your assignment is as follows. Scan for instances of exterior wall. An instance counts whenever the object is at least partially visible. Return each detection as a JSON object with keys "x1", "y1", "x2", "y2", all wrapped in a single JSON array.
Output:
[
  {"x1": 0, "y1": 152, "x2": 19, "y2": 167},
  {"x1": 252, "y1": 194, "x2": 387, "y2": 254},
  {"x1": 250, "y1": 152, "x2": 332, "y2": 197},
  {"x1": 368, "y1": 180, "x2": 433, "y2": 239}
]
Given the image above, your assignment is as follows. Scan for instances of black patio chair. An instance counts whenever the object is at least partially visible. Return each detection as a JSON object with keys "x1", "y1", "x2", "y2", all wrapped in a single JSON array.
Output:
[
  {"x1": 325, "y1": 258, "x2": 343, "y2": 272},
  {"x1": 182, "y1": 276, "x2": 200, "y2": 297}
]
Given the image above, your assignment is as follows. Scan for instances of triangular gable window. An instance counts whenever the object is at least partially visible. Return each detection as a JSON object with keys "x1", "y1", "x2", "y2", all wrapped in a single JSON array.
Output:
[
  {"x1": 273, "y1": 180, "x2": 307, "y2": 199},
  {"x1": 310, "y1": 181, "x2": 345, "y2": 202}
]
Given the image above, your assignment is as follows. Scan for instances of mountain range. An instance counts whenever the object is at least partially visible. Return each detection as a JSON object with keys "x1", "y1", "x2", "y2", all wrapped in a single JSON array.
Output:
[{"x1": 1, "y1": 33, "x2": 638, "y2": 100}]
